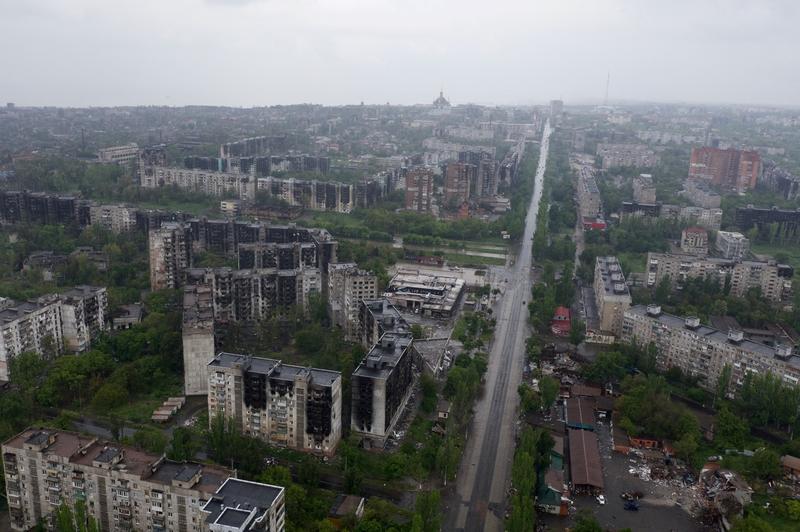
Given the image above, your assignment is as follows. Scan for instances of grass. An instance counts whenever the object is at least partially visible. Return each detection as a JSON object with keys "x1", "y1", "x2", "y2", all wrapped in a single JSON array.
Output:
[
  {"x1": 442, "y1": 253, "x2": 506, "y2": 267},
  {"x1": 751, "y1": 242, "x2": 800, "y2": 273},
  {"x1": 618, "y1": 252, "x2": 646, "y2": 275},
  {"x1": 106, "y1": 384, "x2": 183, "y2": 425}
]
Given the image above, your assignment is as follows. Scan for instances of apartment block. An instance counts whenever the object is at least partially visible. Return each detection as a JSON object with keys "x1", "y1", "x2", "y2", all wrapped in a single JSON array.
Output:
[
  {"x1": 97, "y1": 143, "x2": 139, "y2": 165},
  {"x1": 149, "y1": 222, "x2": 193, "y2": 291},
  {"x1": 682, "y1": 179, "x2": 721, "y2": 209},
  {"x1": 1, "y1": 428, "x2": 285, "y2": 532},
  {"x1": 207, "y1": 352, "x2": 342, "y2": 456},
  {"x1": 633, "y1": 173, "x2": 657, "y2": 204},
  {"x1": 328, "y1": 263, "x2": 378, "y2": 342},
  {"x1": 596, "y1": 144, "x2": 658, "y2": 169},
  {"x1": 577, "y1": 166, "x2": 602, "y2": 219},
  {"x1": 182, "y1": 285, "x2": 216, "y2": 396},
  {"x1": 89, "y1": 204, "x2": 138, "y2": 233},
  {"x1": 351, "y1": 331, "x2": 415, "y2": 446},
  {"x1": 645, "y1": 252, "x2": 792, "y2": 303},
  {"x1": 716, "y1": 231, "x2": 750, "y2": 260},
  {"x1": 404, "y1": 168, "x2": 434, "y2": 213},
  {"x1": 59, "y1": 286, "x2": 108, "y2": 353},
  {"x1": 254, "y1": 176, "x2": 352, "y2": 214},
  {"x1": 680, "y1": 227, "x2": 709, "y2": 256},
  {"x1": 0, "y1": 287, "x2": 109, "y2": 382},
  {"x1": 140, "y1": 166, "x2": 257, "y2": 202},
  {"x1": 443, "y1": 162, "x2": 474, "y2": 207},
  {"x1": 383, "y1": 269, "x2": 466, "y2": 318},
  {"x1": 593, "y1": 257, "x2": 632, "y2": 337},
  {"x1": 689, "y1": 146, "x2": 761, "y2": 191},
  {"x1": 622, "y1": 305, "x2": 800, "y2": 391},
  {"x1": 358, "y1": 299, "x2": 408, "y2": 350}
]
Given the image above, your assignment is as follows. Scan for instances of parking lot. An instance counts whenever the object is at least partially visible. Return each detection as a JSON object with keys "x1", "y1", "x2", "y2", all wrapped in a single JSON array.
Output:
[{"x1": 542, "y1": 420, "x2": 709, "y2": 532}]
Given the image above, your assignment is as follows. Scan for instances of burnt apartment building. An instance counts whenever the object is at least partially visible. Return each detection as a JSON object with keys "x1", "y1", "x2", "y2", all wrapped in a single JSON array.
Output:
[
  {"x1": 1, "y1": 427, "x2": 286, "y2": 532},
  {"x1": 0, "y1": 190, "x2": 90, "y2": 226},
  {"x1": 735, "y1": 206, "x2": 800, "y2": 241},
  {"x1": 183, "y1": 284, "x2": 216, "y2": 396},
  {"x1": 760, "y1": 160, "x2": 800, "y2": 200},
  {"x1": 351, "y1": 330, "x2": 415, "y2": 446},
  {"x1": 358, "y1": 298, "x2": 408, "y2": 350},
  {"x1": 443, "y1": 162, "x2": 475, "y2": 207},
  {"x1": 207, "y1": 352, "x2": 342, "y2": 455},
  {"x1": 149, "y1": 222, "x2": 194, "y2": 290},
  {"x1": 404, "y1": 167, "x2": 434, "y2": 213}
]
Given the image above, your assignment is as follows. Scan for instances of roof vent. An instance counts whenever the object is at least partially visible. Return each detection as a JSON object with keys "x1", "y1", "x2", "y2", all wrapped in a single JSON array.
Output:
[
  {"x1": 646, "y1": 304, "x2": 661, "y2": 316},
  {"x1": 775, "y1": 344, "x2": 793, "y2": 360},
  {"x1": 685, "y1": 316, "x2": 700, "y2": 329},
  {"x1": 728, "y1": 329, "x2": 744, "y2": 343}
]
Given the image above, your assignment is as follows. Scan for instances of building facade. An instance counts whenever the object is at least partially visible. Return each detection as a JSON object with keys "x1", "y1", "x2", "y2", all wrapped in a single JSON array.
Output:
[
  {"x1": 622, "y1": 305, "x2": 800, "y2": 391},
  {"x1": 149, "y1": 222, "x2": 193, "y2": 291},
  {"x1": 182, "y1": 285, "x2": 216, "y2": 396},
  {"x1": 443, "y1": 162, "x2": 474, "y2": 208},
  {"x1": 2, "y1": 427, "x2": 286, "y2": 532},
  {"x1": 97, "y1": 143, "x2": 139, "y2": 165},
  {"x1": 596, "y1": 144, "x2": 658, "y2": 169},
  {"x1": 89, "y1": 204, "x2": 138, "y2": 233},
  {"x1": 404, "y1": 168, "x2": 434, "y2": 213},
  {"x1": 689, "y1": 147, "x2": 761, "y2": 192},
  {"x1": 207, "y1": 352, "x2": 342, "y2": 456},
  {"x1": 328, "y1": 263, "x2": 378, "y2": 342},
  {"x1": 593, "y1": 256, "x2": 632, "y2": 336},
  {"x1": 633, "y1": 173, "x2": 656, "y2": 204},
  {"x1": 680, "y1": 227, "x2": 709, "y2": 256}
]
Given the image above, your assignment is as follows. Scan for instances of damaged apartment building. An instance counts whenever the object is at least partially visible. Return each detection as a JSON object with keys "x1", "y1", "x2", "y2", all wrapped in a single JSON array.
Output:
[
  {"x1": 351, "y1": 299, "x2": 416, "y2": 446},
  {"x1": 207, "y1": 352, "x2": 342, "y2": 456},
  {"x1": 174, "y1": 221, "x2": 338, "y2": 396}
]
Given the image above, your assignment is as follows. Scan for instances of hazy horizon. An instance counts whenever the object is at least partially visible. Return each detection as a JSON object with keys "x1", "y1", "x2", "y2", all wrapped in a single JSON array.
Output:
[{"x1": 2, "y1": 0, "x2": 798, "y2": 108}]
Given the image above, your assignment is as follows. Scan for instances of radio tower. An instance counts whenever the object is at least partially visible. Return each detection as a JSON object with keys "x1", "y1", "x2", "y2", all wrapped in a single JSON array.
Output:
[{"x1": 604, "y1": 72, "x2": 610, "y2": 107}]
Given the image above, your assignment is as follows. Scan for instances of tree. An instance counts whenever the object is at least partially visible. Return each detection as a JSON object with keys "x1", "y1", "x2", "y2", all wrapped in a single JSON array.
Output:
[
  {"x1": 539, "y1": 376, "x2": 559, "y2": 411},
  {"x1": 413, "y1": 490, "x2": 441, "y2": 532},
  {"x1": 91, "y1": 382, "x2": 129, "y2": 410},
  {"x1": 654, "y1": 276, "x2": 671, "y2": 305},
  {"x1": 715, "y1": 406, "x2": 749, "y2": 449},
  {"x1": 730, "y1": 515, "x2": 774, "y2": 532},
  {"x1": 132, "y1": 427, "x2": 167, "y2": 455},
  {"x1": 411, "y1": 324, "x2": 424, "y2": 340},
  {"x1": 748, "y1": 449, "x2": 781, "y2": 481},
  {"x1": 715, "y1": 363, "x2": 732, "y2": 405},
  {"x1": 569, "y1": 318, "x2": 585, "y2": 345},
  {"x1": 167, "y1": 427, "x2": 199, "y2": 461},
  {"x1": 572, "y1": 509, "x2": 602, "y2": 532},
  {"x1": 673, "y1": 432, "x2": 698, "y2": 462}
]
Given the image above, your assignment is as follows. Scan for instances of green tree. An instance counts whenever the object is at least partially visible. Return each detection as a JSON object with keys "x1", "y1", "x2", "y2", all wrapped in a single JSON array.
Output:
[
  {"x1": 572, "y1": 509, "x2": 602, "y2": 532},
  {"x1": 413, "y1": 490, "x2": 441, "y2": 532},
  {"x1": 539, "y1": 376, "x2": 559, "y2": 411},
  {"x1": 730, "y1": 515, "x2": 774, "y2": 532},
  {"x1": 748, "y1": 449, "x2": 781, "y2": 481},
  {"x1": 91, "y1": 382, "x2": 129, "y2": 410},
  {"x1": 673, "y1": 432, "x2": 698, "y2": 462},
  {"x1": 715, "y1": 406, "x2": 749, "y2": 449},
  {"x1": 167, "y1": 427, "x2": 199, "y2": 461},
  {"x1": 132, "y1": 427, "x2": 167, "y2": 455}
]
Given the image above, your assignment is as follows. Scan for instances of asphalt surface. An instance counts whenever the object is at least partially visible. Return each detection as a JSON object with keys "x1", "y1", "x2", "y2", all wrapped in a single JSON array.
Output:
[{"x1": 444, "y1": 121, "x2": 552, "y2": 532}]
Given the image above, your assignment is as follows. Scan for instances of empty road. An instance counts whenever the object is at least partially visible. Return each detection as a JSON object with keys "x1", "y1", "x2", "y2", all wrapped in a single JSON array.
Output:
[{"x1": 444, "y1": 120, "x2": 552, "y2": 531}]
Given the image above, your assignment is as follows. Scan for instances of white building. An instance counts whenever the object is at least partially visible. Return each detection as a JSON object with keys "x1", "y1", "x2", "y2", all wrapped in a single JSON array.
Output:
[
  {"x1": 140, "y1": 166, "x2": 257, "y2": 202},
  {"x1": 328, "y1": 263, "x2": 378, "y2": 342},
  {"x1": 207, "y1": 352, "x2": 342, "y2": 456},
  {"x1": 622, "y1": 305, "x2": 800, "y2": 391},
  {"x1": 97, "y1": 143, "x2": 139, "y2": 165},
  {"x1": 149, "y1": 222, "x2": 193, "y2": 291},
  {"x1": 716, "y1": 231, "x2": 750, "y2": 261},
  {"x1": 593, "y1": 256, "x2": 632, "y2": 337},
  {"x1": 680, "y1": 227, "x2": 709, "y2": 256},
  {"x1": 89, "y1": 204, "x2": 138, "y2": 233}
]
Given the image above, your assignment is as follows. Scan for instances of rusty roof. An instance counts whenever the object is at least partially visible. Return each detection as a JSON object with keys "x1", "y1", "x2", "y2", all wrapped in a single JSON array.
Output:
[{"x1": 568, "y1": 428, "x2": 604, "y2": 489}]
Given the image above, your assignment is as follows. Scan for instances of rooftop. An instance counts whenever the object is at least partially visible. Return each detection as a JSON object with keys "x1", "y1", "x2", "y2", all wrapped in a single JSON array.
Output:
[
  {"x1": 595, "y1": 256, "x2": 631, "y2": 298},
  {"x1": 568, "y1": 428, "x2": 604, "y2": 489},
  {"x1": 202, "y1": 478, "x2": 284, "y2": 528},
  {"x1": 209, "y1": 352, "x2": 340, "y2": 387},
  {"x1": 353, "y1": 331, "x2": 413, "y2": 380}
]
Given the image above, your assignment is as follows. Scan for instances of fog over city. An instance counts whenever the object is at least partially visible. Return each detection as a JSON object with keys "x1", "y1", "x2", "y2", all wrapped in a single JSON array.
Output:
[{"x1": 1, "y1": 0, "x2": 798, "y2": 107}]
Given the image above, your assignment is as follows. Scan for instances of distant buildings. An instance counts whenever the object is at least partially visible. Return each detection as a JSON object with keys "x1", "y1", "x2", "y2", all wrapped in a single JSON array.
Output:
[
  {"x1": 89, "y1": 204, "x2": 138, "y2": 233},
  {"x1": 735, "y1": 206, "x2": 800, "y2": 239},
  {"x1": 182, "y1": 284, "x2": 215, "y2": 396},
  {"x1": 433, "y1": 90, "x2": 451, "y2": 109},
  {"x1": 632, "y1": 173, "x2": 656, "y2": 204},
  {"x1": 383, "y1": 269, "x2": 466, "y2": 318},
  {"x1": 760, "y1": 160, "x2": 800, "y2": 200},
  {"x1": 596, "y1": 144, "x2": 658, "y2": 169},
  {"x1": 621, "y1": 202, "x2": 723, "y2": 231},
  {"x1": 593, "y1": 256, "x2": 631, "y2": 337},
  {"x1": 716, "y1": 231, "x2": 750, "y2": 261},
  {"x1": 549, "y1": 100, "x2": 564, "y2": 121},
  {"x1": 208, "y1": 352, "x2": 342, "y2": 456},
  {"x1": 97, "y1": 143, "x2": 139, "y2": 165},
  {"x1": 645, "y1": 252, "x2": 792, "y2": 303},
  {"x1": 255, "y1": 176, "x2": 353, "y2": 213},
  {"x1": 328, "y1": 263, "x2": 378, "y2": 342},
  {"x1": 404, "y1": 168, "x2": 434, "y2": 213},
  {"x1": 1, "y1": 427, "x2": 285, "y2": 532},
  {"x1": 689, "y1": 146, "x2": 761, "y2": 192},
  {"x1": 622, "y1": 304, "x2": 800, "y2": 391},
  {"x1": 680, "y1": 227, "x2": 709, "y2": 256},
  {"x1": 682, "y1": 179, "x2": 721, "y2": 209},
  {"x1": 0, "y1": 287, "x2": 108, "y2": 382}
]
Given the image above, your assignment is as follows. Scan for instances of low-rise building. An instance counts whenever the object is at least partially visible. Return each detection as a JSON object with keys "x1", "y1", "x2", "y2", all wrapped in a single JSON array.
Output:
[
  {"x1": 1, "y1": 427, "x2": 286, "y2": 532},
  {"x1": 97, "y1": 143, "x2": 139, "y2": 165},
  {"x1": 682, "y1": 179, "x2": 721, "y2": 209},
  {"x1": 716, "y1": 231, "x2": 750, "y2": 260},
  {"x1": 208, "y1": 352, "x2": 342, "y2": 455},
  {"x1": 89, "y1": 204, "x2": 138, "y2": 233},
  {"x1": 593, "y1": 256, "x2": 631, "y2": 336},
  {"x1": 596, "y1": 143, "x2": 658, "y2": 169},
  {"x1": 622, "y1": 305, "x2": 800, "y2": 391},
  {"x1": 383, "y1": 269, "x2": 465, "y2": 318}
]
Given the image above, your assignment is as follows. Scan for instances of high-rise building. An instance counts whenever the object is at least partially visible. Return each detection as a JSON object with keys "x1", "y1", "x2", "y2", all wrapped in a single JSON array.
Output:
[
  {"x1": 89, "y1": 204, "x2": 138, "y2": 233},
  {"x1": 593, "y1": 256, "x2": 632, "y2": 336},
  {"x1": 59, "y1": 286, "x2": 108, "y2": 353},
  {"x1": 207, "y1": 352, "x2": 342, "y2": 456},
  {"x1": 149, "y1": 222, "x2": 193, "y2": 291},
  {"x1": 404, "y1": 168, "x2": 434, "y2": 213},
  {"x1": 622, "y1": 305, "x2": 800, "y2": 393},
  {"x1": 97, "y1": 143, "x2": 139, "y2": 165},
  {"x1": 689, "y1": 147, "x2": 761, "y2": 191},
  {"x1": 680, "y1": 227, "x2": 709, "y2": 256},
  {"x1": 182, "y1": 284, "x2": 216, "y2": 396},
  {"x1": 358, "y1": 299, "x2": 407, "y2": 350},
  {"x1": 443, "y1": 162, "x2": 474, "y2": 208},
  {"x1": 1, "y1": 427, "x2": 286, "y2": 532},
  {"x1": 716, "y1": 231, "x2": 750, "y2": 260},
  {"x1": 351, "y1": 331, "x2": 415, "y2": 446},
  {"x1": 328, "y1": 263, "x2": 378, "y2": 342},
  {"x1": 632, "y1": 173, "x2": 656, "y2": 204}
]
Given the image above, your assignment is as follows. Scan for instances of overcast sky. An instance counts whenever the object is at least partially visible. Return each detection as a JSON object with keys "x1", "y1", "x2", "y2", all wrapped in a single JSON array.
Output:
[{"x1": 1, "y1": 0, "x2": 797, "y2": 108}]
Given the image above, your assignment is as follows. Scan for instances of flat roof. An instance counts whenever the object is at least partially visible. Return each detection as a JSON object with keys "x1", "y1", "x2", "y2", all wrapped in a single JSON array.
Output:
[
  {"x1": 595, "y1": 256, "x2": 630, "y2": 298},
  {"x1": 209, "y1": 352, "x2": 340, "y2": 387},
  {"x1": 353, "y1": 331, "x2": 413, "y2": 380},
  {"x1": 202, "y1": 478, "x2": 283, "y2": 527},
  {"x1": 568, "y1": 428, "x2": 604, "y2": 489}
]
